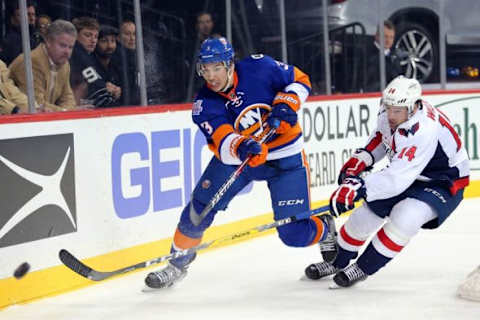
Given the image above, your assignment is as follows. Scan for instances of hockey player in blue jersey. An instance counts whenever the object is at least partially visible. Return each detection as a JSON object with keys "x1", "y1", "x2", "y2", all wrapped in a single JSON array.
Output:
[
  {"x1": 305, "y1": 76, "x2": 470, "y2": 288},
  {"x1": 145, "y1": 37, "x2": 337, "y2": 289}
]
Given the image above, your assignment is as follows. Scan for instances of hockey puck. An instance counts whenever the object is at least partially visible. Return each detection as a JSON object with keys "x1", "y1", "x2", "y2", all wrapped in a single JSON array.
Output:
[{"x1": 14, "y1": 262, "x2": 30, "y2": 279}]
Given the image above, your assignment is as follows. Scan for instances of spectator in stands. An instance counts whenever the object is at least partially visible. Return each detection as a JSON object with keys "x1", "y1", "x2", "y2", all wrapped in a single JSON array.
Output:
[
  {"x1": 9, "y1": 19, "x2": 76, "y2": 112},
  {"x1": 364, "y1": 20, "x2": 404, "y2": 92},
  {"x1": 36, "y1": 14, "x2": 52, "y2": 41},
  {"x1": 70, "y1": 17, "x2": 117, "y2": 108},
  {"x1": 93, "y1": 25, "x2": 122, "y2": 106},
  {"x1": 0, "y1": 59, "x2": 32, "y2": 114},
  {"x1": 196, "y1": 12, "x2": 220, "y2": 43},
  {"x1": 186, "y1": 12, "x2": 221, "y2": 101},
  {"x1": 118, "y1": 20, "x2": 136, "y2": 50},
  {"x1": 111, "y1": 20, "x2": 139, "y2": 105},
  {"x1": 0, "y1": 0, "x2": 41, "y2": 65}
]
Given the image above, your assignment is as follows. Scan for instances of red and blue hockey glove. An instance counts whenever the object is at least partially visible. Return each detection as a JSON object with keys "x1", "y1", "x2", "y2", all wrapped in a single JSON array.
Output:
[
  {"x1": 329, "y1": 176, "x2": 366, "y2": 217},
  {"x1": 338, "y1": 148, "x2": 374, "y2": 184},
  {"x1": 267, "y1": 92, "x2": 300, "y2": 134},
  {"x1": 236, "y1": 137, "x2": 268, "y2": 167}
]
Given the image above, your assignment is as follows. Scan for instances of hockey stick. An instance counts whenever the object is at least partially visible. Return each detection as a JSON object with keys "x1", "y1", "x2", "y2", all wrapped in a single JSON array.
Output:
[
  {"x1": 191, "y1": 121, "x2": 279, "y2": 226},
  {"x1": 59, "y1": 204, "x2": 330, "y2": 281}
]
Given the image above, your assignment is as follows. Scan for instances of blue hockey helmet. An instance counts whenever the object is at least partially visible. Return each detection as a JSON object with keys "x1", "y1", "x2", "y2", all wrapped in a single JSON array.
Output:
[{"x1": 197, "y1": 37, "x2": 234, "y2": 69}]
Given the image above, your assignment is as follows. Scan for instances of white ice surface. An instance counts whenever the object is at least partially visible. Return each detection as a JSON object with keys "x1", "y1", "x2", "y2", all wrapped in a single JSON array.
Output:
[{"x1": 3, "y1": 198, "x2": 480, "y2": 320}]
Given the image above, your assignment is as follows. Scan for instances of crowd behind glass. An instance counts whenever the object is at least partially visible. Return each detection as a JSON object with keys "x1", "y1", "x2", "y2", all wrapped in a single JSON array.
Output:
[{"x1": 0, "y1": 0, "x2": 478, "y2": 115}]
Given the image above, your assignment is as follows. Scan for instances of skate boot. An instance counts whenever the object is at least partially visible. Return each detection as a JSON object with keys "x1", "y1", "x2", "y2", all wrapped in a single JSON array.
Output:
[
  {"x1": 318, "y1": 214, "x2": 338, "y2": 263},
  {"x1": 305, "y1": 261, "x2": 339, "y2": 280},
  {"x1": 145, "y1": 263, "x2": 187, "y2": 289},
  {"x1": 333, "y1": 263, "x2": 367, "y2": 288}
]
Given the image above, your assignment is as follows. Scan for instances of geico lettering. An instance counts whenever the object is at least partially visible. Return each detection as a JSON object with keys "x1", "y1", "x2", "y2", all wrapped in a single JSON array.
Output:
[
  {"x1": 111, "y1": 129, "x2": 253, "y2": 219},
  {"x1": 278, "y1": 199, "x2": 305, "y2": 206},
  {"x1": 302, "y1": 104, "x2": 370, "y2": 142},
  {"x1": 111, "y1": 129, "x2": 197, "y2": 219},
  {"x1": 82, "y1": 66, "x2": 101, "y2": 83}
]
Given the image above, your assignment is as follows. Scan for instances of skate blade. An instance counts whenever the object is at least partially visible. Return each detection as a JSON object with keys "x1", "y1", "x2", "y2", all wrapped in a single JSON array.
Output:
[
  {"x1": 328, "y1": 282, "x2": 342, "y2": 289},
  {"x1": 300, "y1": 274, "x2": 334, "y2": 282},
  {"x1": 141, "y1": 286, "x2": 162, "y2": 293},
  {"x1": 141, "y1": 284, "x2": 174, "y2": 293}
]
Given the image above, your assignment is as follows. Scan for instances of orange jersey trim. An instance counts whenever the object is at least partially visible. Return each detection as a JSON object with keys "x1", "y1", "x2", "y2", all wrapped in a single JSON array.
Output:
[
  {"x1": 212, "y1": 123, "x2": 235, "y2": 146},
  {"x1": 208, "y1": 142, "x2": 221, "y2": 159},
  {"x1": 273, "y1": 92, "x2": 301, "y2": 112},
  {"x1": 266, "y1": 123, "x2": 302, "y2": 150},
  {"x1": 301, "y1": 150, "x2": 312, "y2": 207},
  {"x1": 293, "y1": 66, "x2": 312, "y2": 90},
  {"x1": 173, "y1": 228, "x2": 202, "y2": 250},
  {"x1": 309, "y1": 216, "x2": 325, "y2": 245}
]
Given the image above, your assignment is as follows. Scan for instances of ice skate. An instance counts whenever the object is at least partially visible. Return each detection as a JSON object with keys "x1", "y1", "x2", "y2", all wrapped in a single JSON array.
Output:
[
  {"x1": 145, "y1": 263, "x2": 187, "y2": 289},
  {"x1": 304, "y1": 261, "x2": 339, "y2": 280},
  {"x1": 318, "y1": 214, "x2": 338, "y2": 263},
  {"x1": 333, "y1": 263, "x2": 367, "y2": 288}
]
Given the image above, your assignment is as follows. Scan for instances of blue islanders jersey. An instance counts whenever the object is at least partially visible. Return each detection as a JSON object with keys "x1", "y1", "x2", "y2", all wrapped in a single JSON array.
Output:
[{"x1": 192, "y1": 54, "x2": 311, "y2": 165}]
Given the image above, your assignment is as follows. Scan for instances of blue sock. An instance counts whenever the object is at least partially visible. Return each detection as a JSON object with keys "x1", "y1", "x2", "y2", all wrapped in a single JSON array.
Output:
[{"x1": 356, "y1": 243, "x2": 392, "y2": 275}]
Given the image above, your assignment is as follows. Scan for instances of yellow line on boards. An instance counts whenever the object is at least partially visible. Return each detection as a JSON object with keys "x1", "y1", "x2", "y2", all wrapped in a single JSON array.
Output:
[{"x1": 1, "y1": 181, "x2": 479, "y2": 309}]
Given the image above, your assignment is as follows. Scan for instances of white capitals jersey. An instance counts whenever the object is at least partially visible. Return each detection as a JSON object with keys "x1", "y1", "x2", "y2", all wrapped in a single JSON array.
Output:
[{"x1": 362, "y1": 100, "x2": 470, "y2": 202}]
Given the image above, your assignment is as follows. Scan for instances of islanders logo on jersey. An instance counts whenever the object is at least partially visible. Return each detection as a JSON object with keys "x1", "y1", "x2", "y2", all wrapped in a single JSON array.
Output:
[{"x1": 234, "y1": 103, "x2": 271, "y2": 137}]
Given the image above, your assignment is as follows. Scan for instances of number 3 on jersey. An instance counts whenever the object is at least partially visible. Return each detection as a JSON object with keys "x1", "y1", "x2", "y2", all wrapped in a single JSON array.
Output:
[
  {"x1": 201, "y1": 121, "x2": 213, "y2": 135},
  {"x1": 398, "y1": 146, "x2": 417, "y2": 161}
]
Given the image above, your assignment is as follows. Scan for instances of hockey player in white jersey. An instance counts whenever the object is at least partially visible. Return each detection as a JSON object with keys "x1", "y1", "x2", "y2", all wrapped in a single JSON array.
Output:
[{"x1": 305, "y1": 76, "x2": 470, "y2": 287}]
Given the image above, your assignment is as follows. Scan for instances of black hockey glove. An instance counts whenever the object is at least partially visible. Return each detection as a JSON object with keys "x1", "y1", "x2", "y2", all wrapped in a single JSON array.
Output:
[{"x1": 87, "y1": 88, "x2": 116, "y2": 108}]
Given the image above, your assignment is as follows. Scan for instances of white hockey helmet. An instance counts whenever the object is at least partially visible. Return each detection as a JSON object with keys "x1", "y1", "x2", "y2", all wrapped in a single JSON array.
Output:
[{"x1": 382, "y1": 76, "x2": 422, "y2": 115}]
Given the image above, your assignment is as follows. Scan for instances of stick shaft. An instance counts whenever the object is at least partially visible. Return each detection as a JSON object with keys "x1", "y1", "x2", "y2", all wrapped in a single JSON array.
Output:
[
  {"x1": 196, "y1": 126, "x2": 277, "y2": 224},
  {"x1": 59, "y1": 204, "x2": 330, "y2": 281}
]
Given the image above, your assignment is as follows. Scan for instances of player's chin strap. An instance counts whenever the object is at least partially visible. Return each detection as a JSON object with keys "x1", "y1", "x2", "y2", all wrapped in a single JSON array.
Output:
[
  {"x1": 58, "y1": 204, "x2": 330, "y2": 282},
  {"x1": 190, "y1": 119, "x2": 279, "y2": 227},
  {"x1": 220, "y1": 64, "x2": 235, "y2": 92}
]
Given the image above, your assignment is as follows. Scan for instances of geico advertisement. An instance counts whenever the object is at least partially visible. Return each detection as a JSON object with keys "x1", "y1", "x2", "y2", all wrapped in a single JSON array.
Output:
[{"x1": 109, "y1": 126, "x2": 254, "y2": 221}]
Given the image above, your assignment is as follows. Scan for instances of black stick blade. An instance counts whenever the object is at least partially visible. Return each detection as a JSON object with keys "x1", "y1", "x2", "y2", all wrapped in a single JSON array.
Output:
[
  {"x1": 59, "y1": 249, "x2": 94, "y2": 279},
  {"x1": 59, "y1": 249, "x2": 115, "y2": 281}
]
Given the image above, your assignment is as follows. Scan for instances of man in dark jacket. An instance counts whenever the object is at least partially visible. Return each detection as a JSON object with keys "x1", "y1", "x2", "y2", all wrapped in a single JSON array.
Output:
[
  {"x1": 111, "y1": 20, "x2": 140, "y2": 106},
  {"x1": 364, "y1": 20, "x2": 403, "y2": 92},
  {"x1": 93, "y1": 25, "x2": 123, "y2": 107},
  {"x1": 0, "y1": 1, "x2": 41, "y2": 65},
  {"x1": 70, "y1": 17, "x2": 118, "y2": 107}
]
